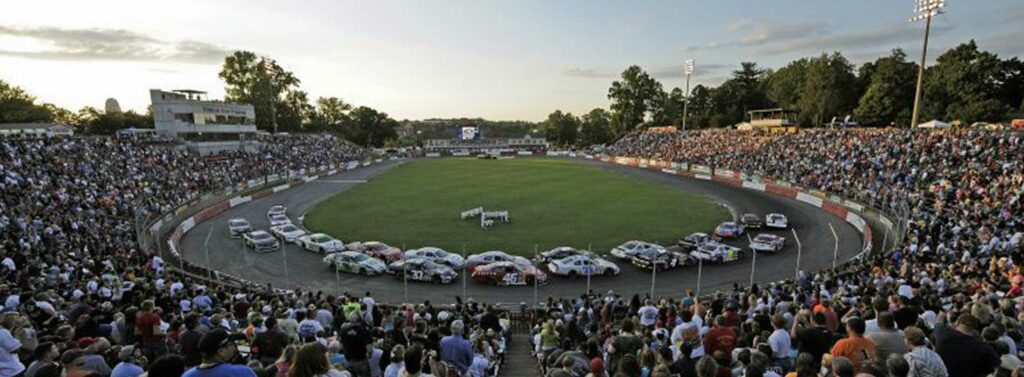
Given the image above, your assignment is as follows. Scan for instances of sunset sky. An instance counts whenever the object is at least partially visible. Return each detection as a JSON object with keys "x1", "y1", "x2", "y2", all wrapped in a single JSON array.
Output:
[{"x1": 1, "y1": 0, "x2": 1021, "y2": 121}]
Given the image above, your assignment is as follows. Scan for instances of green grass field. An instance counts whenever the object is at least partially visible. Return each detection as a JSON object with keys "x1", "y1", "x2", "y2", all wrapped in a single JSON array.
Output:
[{"x1": 305, "y1": 158, "x2": 727, "y2": 256}]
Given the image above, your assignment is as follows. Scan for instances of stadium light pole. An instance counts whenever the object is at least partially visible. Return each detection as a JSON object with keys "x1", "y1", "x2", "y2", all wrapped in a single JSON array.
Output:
[
  {"x1": 682, "y1": 60, "x2": 694, "y2": 131},
  {"x1": 909, "y1": 0, "x2": 945, "y2": 128}
]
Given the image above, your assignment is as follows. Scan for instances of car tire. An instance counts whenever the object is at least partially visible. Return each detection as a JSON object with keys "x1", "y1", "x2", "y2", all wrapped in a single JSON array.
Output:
[
  {"x1": 567, "y1": 270, "x2": 578, "y2": 279},
  {"x1": 359, "y1": 268, "x2": 367, "y2": 275},
  {"x1": 433, "y1": 275, "x2": 443, "y2": 284},
  {"x1": 604, "y1": 268, "x2": 615, "y2": 276},
  {"x1": 526, "y1": 276, "x2": 535, "y2": 285}
]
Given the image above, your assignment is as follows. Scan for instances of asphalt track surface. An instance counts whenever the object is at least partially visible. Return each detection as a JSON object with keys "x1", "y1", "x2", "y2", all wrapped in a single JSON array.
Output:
[{"x1": 180, "y1": 158, "x2": 862, "y2": 305}]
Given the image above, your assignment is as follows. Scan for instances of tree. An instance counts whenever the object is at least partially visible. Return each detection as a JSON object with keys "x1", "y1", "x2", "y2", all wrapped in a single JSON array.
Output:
[
  {"x1": 274, "y1": 90, "x2": 314, "y2": 132},
  {"x1": 348, "y1": 106, "x2": 398, "y2": 147},
  {"x1": 797, "y1": 52, "x2": 857, "y2": 126},
  {"x1": 77, "y1": 107, "x2": 152, "y2": 135},
  {"x1": 607, "y1": 66, "x2": 663, "y2": 135},
  {"x1": 923, "y1": 40, "x2": 1009, "y2": 122},
  {"x1": 766, "y1": 58, "x2": 809, "y2": 111},
  {"x1": 579, "y1": 108, "x2": 613, "y2": 146},
  {"x1": 685, "y1": 85, "x2": 714, "y2": 128},
  {"x1": 309, "y1": 97, "x2": 353, "y2": 133},
  {"x1": 709, "y1": 62, "x2": 770, "y2": 127},
  {"x1": 854, "y1": 49, "x2": 917, "y2": 126},
  {"x1": 650, "y1": 88, "x2": 685, "y2": 127},
  {"x1": 0, "y1": 79, "x2": 53, "y2": 123},
  {"x1": 540, "y1": 110, "x2": 579, "y2": 147},
  {"x1": 218, "y1": 51, "x2": 302, "y2": 132}
]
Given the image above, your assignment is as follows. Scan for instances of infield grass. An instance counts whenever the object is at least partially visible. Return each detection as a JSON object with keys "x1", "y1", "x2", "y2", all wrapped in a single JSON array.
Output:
[{"x1": 305, "y1": 158, "x2": 727, "y2": 256}]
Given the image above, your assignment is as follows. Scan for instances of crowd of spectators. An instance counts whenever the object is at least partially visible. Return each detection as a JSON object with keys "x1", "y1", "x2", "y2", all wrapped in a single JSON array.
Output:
[{"x1": 527, "y1": 127, "x2": 1021, "y2": 377}]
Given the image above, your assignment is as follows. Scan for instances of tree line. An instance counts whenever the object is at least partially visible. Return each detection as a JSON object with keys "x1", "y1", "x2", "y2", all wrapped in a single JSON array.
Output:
[{"x1": 541, "y1": 40, "x2": 1024, "y2": 147}]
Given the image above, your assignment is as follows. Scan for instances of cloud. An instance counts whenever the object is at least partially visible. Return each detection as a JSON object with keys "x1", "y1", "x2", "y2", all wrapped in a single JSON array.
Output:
[
  {"x1": 563, "y1": 64, "x2": 729, "y2": 80},
  {"x1": 562, "y1": 67, "x2": 609, "y2": 78},
  {"x1": 757, "y1": 23, "x2": 952, "y2": 56},
  {"x1": 0, "y1": 25, "x2": 230, "y2": 63},
  {"x1": 680, "y1": 19, "x2": 826, "y2": 52}
]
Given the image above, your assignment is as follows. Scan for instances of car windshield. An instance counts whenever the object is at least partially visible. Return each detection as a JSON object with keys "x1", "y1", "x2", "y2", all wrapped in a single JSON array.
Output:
[
  {"x1": 313, "y1": 235, "x2": 331, "y2": 242},
  {"x1": 281, "y1": 225, "x2": 296, "y2": 232},
  {"x1": 434, "y1": 250, "x2": 449, "y2": 257},
  {"x1": 754, "y1": 235, "x2": 774, "y2": 242},
  {"x1": 351, "y1": 254, "x2": 368, "y2": 262},
  {"x1": 230, "y1": 220, "x2": 247, "y2": 227},
  {"x1": 253, "y1": 233, "x2": 272, "y2": 240}
]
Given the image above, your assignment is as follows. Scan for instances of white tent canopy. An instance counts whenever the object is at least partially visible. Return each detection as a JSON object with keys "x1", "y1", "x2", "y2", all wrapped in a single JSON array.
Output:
[{"x1": 916, "y1": 120, "x2": 951, "y2": 129}]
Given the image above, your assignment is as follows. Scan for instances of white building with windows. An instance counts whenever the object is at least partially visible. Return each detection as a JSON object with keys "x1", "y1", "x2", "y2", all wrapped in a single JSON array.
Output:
[{"x1": 150, "y1": 89, "x2": 258, "y2": 154}]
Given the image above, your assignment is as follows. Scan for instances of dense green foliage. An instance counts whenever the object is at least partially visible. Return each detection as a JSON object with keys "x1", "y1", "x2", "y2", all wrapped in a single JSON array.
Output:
[{"x1": 305, "y1": 158, "x2": 727, "y2": 254}]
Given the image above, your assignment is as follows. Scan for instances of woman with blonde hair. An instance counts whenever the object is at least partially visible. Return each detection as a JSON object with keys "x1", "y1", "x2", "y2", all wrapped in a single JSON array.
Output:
[
  {"x1": 275, "y1": 345, "x2": 298, "y2": 377},
  {"x1": 287, "y1": 343, "x2": 349, "y2": 377}
]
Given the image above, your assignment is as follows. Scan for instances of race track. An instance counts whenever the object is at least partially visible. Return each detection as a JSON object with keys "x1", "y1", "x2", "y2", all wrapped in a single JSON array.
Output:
[{"x1": 179, "y1": 158, "x2": 863, "y2": 305}]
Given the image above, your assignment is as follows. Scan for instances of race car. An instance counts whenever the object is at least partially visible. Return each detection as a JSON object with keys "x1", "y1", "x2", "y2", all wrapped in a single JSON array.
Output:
[
  {"x1": 749, "y1": 233, "x2": 786, "y2": 253},
  {"x1": 609, "y1": 241, "x2": 666, "y2": 260},
  {"x1": 536, "y1": 246, "x2": 587, "y2": 264},
  {"x1": 298, "y1": 233, "x2": 346, "y2": 253},
  {"x1": 387, "y1": 258, "x2": 458, "y2": 284},
  {"x1": 690, "y1": 241, "x2": 744, "y2": 263},
  {"x1": 243, "y1": 230, "x2": 280, "y2": 253},
  {"x1": 466, "y1": 251, "x2": 533, "y2": 272},
  {"x1": 268, "y1": 213, "x2": 291, "y2": 227},
  {"x1": 547, "y1": 254, "x2": 619, "y2": 277},
  {"x1": 404, "y1": 247, "x2": 465, "y2": 269},
  {"x1": 227, "y1": 218, "x2": 251, "y2": 238},
  {"x1": 322, "y1": 251, "x2": 387, "y2": 275},
  {"x1": 471, "y1": 261, "x2": 548, "y2": 286},
  {"x1": 270, "y1": 224, "x2": 306, "y2": 244},
  {"x1": 348, "y1": 241, "x2": 403, "y2": 262},
  {"x1": 740, "y1": 213, "x2": 763, "y2": 229},
  {"x1": 267, "y1": 205, "x2": 287, "y2": 217},
  {"x1": 678, "y1": 232, "x2": 713, "y2": 251},
  {"x1": 631, "y1": 248, "x2": 694, "y2": 271},
  {"x1": 713, "y1": 221, "x2": 744, "y2": 239},
  {"x1": 766, "y1": 213, "x2": 788, "y2": 229}
]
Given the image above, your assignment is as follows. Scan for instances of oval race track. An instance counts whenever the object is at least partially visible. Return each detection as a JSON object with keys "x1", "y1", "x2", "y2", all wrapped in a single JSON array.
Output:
[{"x1": 178, "y1": 158, "x2": 863, "y2": 305}]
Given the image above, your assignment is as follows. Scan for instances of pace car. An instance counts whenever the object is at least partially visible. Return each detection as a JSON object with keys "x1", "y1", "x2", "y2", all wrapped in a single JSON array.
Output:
[
  {"x1": 268, "y1": 213, "x2": 291, "y2": 227},
  {"x1": 404, "y1": 247, "x2": 465, "y2": 269},
  {"x1": 610, "y1": 241, "x2": 666, "y2": 260},
  {"x1": 766, "y1": 213, "x2": 788, "y2": 229},
  {"x1": 243, "y1": 230, "x2": 280, "y2": 252},
  {"x1": 547, "y1": 254, "x2": 619, "y2": 277},
  {"x1": 536, "y1": 246, "x2": 587, "y2": 264},
  {"x1": 690, "y1": 242, "x2": 743, "y2": 263},
  {"x1": 348, "y1": 241, "x2": 403, "y2": 262},
  {"x1": 270, "y1": 224, "x2": 306, "y2": 244},
  {"x1": 740, "y1": 213, "x2": 763, "y2": 229},
  {"x1": 749, "y1": 233, "x2": 786, "y2": 253},
  {"x1": 471, "y1": 261, "x2": 548, "y2": 286},
  {"x1": 387, "y1": 258, "x2": 458, "y2": 284},
  {"x1": 678, "y1": 232, "x2": 713, "y2": 251},
  {"x1": 267, "y1": 205, "x2": 287, "y2": 217},
  {"x1": 227, "y1": 218, "x2": 252, "y2": 238},
  {"x1": 466, "y1": 251, "x2": 533, "y2": 272},
  {"x1": 713, "y1": 221, "x2": 744, "y2": 239},
  {"x1": 631, "y1": 248, "x2": 694, "y2": 271},
  {"x1": 322, "y1": 251, "x2": 387, "y2": 275},
  {"x1": 298, "y1": 233, "x2": 346, "y2": 253}
]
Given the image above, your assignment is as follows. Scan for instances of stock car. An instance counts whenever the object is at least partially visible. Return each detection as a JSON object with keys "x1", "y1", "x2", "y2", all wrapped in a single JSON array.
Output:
[
  {"x1": 298, "y1": 233, "x2": 346, "y2": 253},
  {"x1": 348, "y1": 241, "x2": 403, "y2": 262},
  {"x1": 610, "y1": 241, "x2": 666, "y2": 260},
  {"x1": 322, "y1": 251, "x2": 387, "y2": 275},
  {"x1": 404, "y1": 247, "x2": 465, "y2": 269},
  {"x1": 690, "y1": 242, "x2": 744, "y2": 263},
  {"x1": 547, "y1": 254, "x2": 620, "y2": 277},
  {"x1": 270, "y1": 224, "x2": 306, "y2": 244},
  {"x1": 387, "y1": 258, "x2": 458, "y2": 284},
  {"x1": 740, "y1": 213, "x2": 763, "y2": 229},
  {"x1": 268, "y1": 205, "x2": 287, "y2": 217},
  {"x1": 466, "y1": 251, "x2": 533, "y2": 272},
  {"x1": 631, "y1": 248, "x2": 694, "y2": 271},
  {"x1": 268, "y1": 213, "x2": 291, "y2": 227},
  {"x1": 471, "y1": 261, "x2": 548, "y2": 286},
  {"x1": 536, "y1": 247, "x2": 587, "y2": 264},
  {"x1": 766, "y1": 213, "x2": 789, "y2": 229},
  {"x1": 713, "y1": 222, "x2": 744, "y2": 239},
  {"x1": 678, "y1": 232, "x2": 713, "y2": 251},
  {"x1": 243, "y1": 230, "x2": 280, "y2": 252},
  {"x1": 227, "y1": 218, "x2": 252, "y2": 238},
  {"x1": 749, "y1": 233, "x2": 786, "y2": 253}
]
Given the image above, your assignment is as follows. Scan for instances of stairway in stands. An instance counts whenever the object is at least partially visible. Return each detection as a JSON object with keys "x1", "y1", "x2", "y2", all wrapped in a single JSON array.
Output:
[{"x1": 502, "y1": 334, "x2": 537, "y2": 377}]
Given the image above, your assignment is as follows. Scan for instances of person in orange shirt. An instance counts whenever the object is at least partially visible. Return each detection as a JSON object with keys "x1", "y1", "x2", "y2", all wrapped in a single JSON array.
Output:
[
  {"x1": 813, "y1": 299, "x2": 840, "y2": 333},
  {"x1": 829, "y1": 317, "x2": 876, "y2": 375}
]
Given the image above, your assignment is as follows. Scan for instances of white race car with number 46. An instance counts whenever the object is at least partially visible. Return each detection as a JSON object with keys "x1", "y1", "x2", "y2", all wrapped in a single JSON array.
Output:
[
  {"x1": 298, "y1": 233, "x2": 346, "y2": 253},
  {"x1": 270, "y1": 224, "x2": 306, "y2": 244},
  {"x1": 548, "y1": 255, "x2": 620, "y2": 277},
  {"x1": 766, "y1": 213, "x2": 788, "y2": 229}
]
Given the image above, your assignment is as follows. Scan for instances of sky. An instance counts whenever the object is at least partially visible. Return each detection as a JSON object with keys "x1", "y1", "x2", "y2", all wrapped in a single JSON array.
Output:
[{"x1": 1, "y1": 0, "x2": 1022, "y2": 122}]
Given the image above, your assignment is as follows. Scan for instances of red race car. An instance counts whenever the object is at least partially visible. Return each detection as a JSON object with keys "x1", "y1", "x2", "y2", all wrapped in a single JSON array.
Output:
[{"x1": 471, "y1": 261, "x2": 548, "y2": 286}]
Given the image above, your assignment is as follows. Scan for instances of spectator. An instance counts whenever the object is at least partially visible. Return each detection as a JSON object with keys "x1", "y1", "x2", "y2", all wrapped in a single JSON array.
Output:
[
  {"x1": 181, "y1": 329, "x2": 254, "y2": 377},
  {"x1": 830, "y1": 318, "x2": 876, "y2": 374},
  {"x1": 287, "y1": 343, "x2": 348, "y2": 377},
  {"x1": 24, "y1": 342, "x2": 58, "y2": 377},
  {"x1": 111, "y1": 346, "x2": 146, "y2": 377},
  {"x1": 253, "y1": 318, "x2": 290, "y2": 366},
  {"x1": 144, "y1": 354, "x2": 186, "y2": 377},
  {"x1": 439, "y1": 320, "x2": 471, "y2": 376},
  {"x1": 933, "y1": 313, "x2": 999, "y2": 377},
  {"x1": 695, "y1": 356, "x2": 717, "y2": 377},
  {"x1": 867, "y1": 312, "x2": 908, "y2": 361},
  {"x1": 338, "y1": 312, "x2": 371, "y2": 377},
  {"x1": 901, "y1": 327, "x2": 946, "y2": 377}
]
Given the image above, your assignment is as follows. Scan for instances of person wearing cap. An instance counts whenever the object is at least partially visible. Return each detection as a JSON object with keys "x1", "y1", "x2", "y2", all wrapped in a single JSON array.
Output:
[
  {"x1": 110, "y1": 346, "x2": 146, "y2": 377},
  {"x1": 181, "y1": 329, "x2": 255, "y2": 377}
]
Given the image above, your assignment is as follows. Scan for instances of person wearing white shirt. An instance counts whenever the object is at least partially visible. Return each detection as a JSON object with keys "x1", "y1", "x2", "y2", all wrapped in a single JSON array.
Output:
[
  {"x1": 767, "y1": 314, "x2": 792, "y2": 371},
  {"x1": 638, "y1": 300, "x2": 658, "y2": 328},
  {"x1": 0, "y1": 318, "x2": 25, "y2": 377}
]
